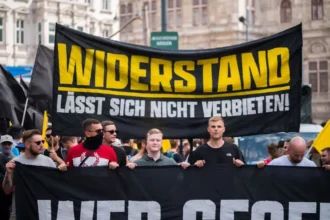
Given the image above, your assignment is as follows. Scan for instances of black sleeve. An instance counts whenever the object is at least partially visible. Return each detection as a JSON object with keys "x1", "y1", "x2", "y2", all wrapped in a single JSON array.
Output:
[
  {"x1": 173, "y1": 153, "x2": 184, "y2": 163},
  {"x1": 189, "y1": 147, "x2": 202, "y2": 164},
  {"x1": 43, "y1": 150, "x2": 50, "y2": 157},
  {"x1": 0, "y1": 154, "x2": 7, "y2": 180},
  {"x1": 114, "y1": 147, "x2": 127, "y2": 167}
]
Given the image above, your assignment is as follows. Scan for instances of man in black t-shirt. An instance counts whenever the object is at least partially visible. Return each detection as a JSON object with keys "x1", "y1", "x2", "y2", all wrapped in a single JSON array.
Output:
[{"x1": 190, "y1": 116, "x2": 244, "y2": 167}]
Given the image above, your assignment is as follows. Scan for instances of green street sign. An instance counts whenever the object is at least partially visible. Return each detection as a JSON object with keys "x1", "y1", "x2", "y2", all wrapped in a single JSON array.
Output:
[{"x1": 150, "y1": 32, "x2": 179, "y2": 50}]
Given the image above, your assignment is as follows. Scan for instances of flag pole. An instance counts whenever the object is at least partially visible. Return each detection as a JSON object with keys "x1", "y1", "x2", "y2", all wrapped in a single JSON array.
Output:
[
  {"x1": 21, "y1": 98, "x2": 29, "y2": 126},
  {"x1": 305, "y1": 146, "x2": 314, "y2": 158}
]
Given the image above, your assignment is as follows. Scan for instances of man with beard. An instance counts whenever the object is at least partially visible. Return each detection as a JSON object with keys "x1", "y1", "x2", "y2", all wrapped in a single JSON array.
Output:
[
  {"x1": 190, "y1": 116, "x2": 244, "y2": 168},
  {"x1": 2, "y1": 129, "x2": 67, "y2": 194},
  {"x1": 268, "y1": 136, "x2": 316, "y2": 167},
  {"x1": 101, "y1": 121, "x2": 127, "y2": 168},
  {"x1": 44, "y1": 127, "x2": 63, "y2": 158},
  {"x1": 65, "y1": 118, "x2": 117, "y2": 167},
  {"x1": 44, "y1": 127, "x2": 66, "y2": 166},
  {"x1": 321, "y1": 147, "x2": 330, "y2": 170}
]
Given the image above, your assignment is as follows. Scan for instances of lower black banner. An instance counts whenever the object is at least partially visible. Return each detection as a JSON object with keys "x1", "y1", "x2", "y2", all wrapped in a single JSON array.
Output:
[{"x1": 15, "y1": 163, "x2": 330, "y2": 220}]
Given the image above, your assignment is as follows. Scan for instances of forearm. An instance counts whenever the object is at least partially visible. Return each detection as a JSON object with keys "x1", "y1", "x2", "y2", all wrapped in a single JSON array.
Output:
[
  {"x1": 2, "y1": 172, "x2": 14, "y2": 195},
  {"x1": 54, "y1": 157, "x2": 65, "y2": 165}
]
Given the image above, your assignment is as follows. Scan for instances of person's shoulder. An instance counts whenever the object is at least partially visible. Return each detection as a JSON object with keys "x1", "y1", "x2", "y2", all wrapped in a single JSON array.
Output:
[
  {"x1": 223, "y1": 141, "x2": 239, "y2": 149},
  {"x1": 13, "y1": 155, "x2": 23, "y2": 162},
  {"x1": 162, "y1": 156, "x2": 178, "y2": 165},
  {"x1": 113, "y1": 146, "x2": 126, "y2": 154},
  {"x1": 38, "y1": 154, "x2": 53, "y2": 160},
  {"x1": 68, "y1": 143, "x2": 83, "y2": 151},
  {"x1": 134, "y1": 157, "x2": 146, "y2": 166},
  {"x1": 268, "y1": 155, "x2": 285, "y2": 165},
  {"x1": 303, "y1": 158, "x2": 317, "y2": 167},
  {"x1": 195, "y1": 143, "x2": 209, "y2": 150}
]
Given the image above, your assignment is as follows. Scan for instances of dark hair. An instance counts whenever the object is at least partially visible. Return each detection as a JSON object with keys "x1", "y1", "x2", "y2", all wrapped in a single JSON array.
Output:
[
  {"x1": 46, "y1": 126, "x2": 52, "y2": 132},
  {"x1": 82, "y1": 118, "x2": 100, "y2": 131},
  {"x1": 322, "y1": 147, "x2": 330, "y2": 154},
  {"x1": 7, "y1": 124, "x2": 24, "y2": 140},
  {"x1": 23, "y1": 129, "x2": 41, "y2": 143},
  {"x1": 121, "y1": 139, "x2": 130, "y2": 144},
  {"x1": 278, "y1": 140, "x2": 285, "y2": 148},
  {"x1": 268, "y1": 143, "x2": 282, "y2": 160},
  {"x1": 60, "y1": 136, "x2": 77, "y2": 144},
  {"x1": 170, "y1": 139, "x2": 179, "y2": 149},
  {"x1": 101, "y1": 120, "x2": 115, "y2": 128},
  {"x1": 136, "y1": 139, "x2": 146, "y2": 150}
]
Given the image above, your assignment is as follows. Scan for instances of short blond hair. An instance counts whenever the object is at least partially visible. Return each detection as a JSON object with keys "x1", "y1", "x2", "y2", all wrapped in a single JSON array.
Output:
[
  {"x1": 146, "y1": 128, "x2": 163, "y2": 139},
  {"x1": 208, "y1": 116, "x2": 225, "y2": 126}
]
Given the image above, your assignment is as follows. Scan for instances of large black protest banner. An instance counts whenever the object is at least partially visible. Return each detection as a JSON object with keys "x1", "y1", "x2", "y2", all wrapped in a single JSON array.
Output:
[
  {"x1": 52, "y1": 24, "x2": 302, "y2": 138},
  {"x1": 15, "y1": 164, "x2": 330, "y2": 220}
]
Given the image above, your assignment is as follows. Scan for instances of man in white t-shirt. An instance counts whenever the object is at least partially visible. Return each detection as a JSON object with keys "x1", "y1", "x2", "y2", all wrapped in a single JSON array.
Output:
[
  {"x1": 268, "y1": 136, "x2": 316, "y2": 167},
  {"x1": 2, "y1": 129, "x2": 66, "y2": 220}
]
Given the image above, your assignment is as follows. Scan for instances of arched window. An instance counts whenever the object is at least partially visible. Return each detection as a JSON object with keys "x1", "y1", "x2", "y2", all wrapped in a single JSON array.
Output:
[
  {"x1": 312, "y1": 0, "x2": 323, "y2": 20},
  {"x1": 280, "y1": 0, "x2": 291, "y2": 23}
]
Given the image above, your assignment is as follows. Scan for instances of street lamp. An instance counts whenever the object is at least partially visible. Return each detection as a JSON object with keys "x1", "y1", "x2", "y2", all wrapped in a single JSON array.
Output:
[{"x1": 239, "y1": 16, "x2": 248, "y2": 42}]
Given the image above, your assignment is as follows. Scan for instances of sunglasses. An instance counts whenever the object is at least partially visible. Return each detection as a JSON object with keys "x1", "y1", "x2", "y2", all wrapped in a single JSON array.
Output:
[
  {"x1": 104, "y1": 130, "x2": 119, "y2": 134},
  {"x1": 2, "y1": 142, "x2": 12, "y2": 146},
  {"x1": 34, "y1": 140, "x2": 45, "y2": 145},
  {"x1": 90, "y1": 129, "x2": 103, "y2": 134},
  {"x1": 46, "y1": 134, "x2": 51, "y2": 138}
]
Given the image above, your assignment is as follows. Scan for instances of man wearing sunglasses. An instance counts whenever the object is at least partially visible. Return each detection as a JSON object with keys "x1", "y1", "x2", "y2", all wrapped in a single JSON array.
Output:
[
  {"x1": 101, "y1": 121, "x2": 127, "y2": 168},
  {"x1": 2, "y1": 129, "x2": 67, "y2": 194},
  {"x1": 44, "y1": 127, "x2": 67, "y2": 166},
  {"x1": 65, "y1": 118, "x2": 117, "y2": 167}
]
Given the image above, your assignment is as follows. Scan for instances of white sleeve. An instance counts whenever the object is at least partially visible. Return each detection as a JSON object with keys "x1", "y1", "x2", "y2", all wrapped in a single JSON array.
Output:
[{"x1": 47, "y1": 157, "x2": 57, "y2": 168}]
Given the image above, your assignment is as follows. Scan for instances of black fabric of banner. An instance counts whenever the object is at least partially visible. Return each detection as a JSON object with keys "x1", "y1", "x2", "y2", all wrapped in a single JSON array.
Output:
[
  {"x1": 52, "y1": 24, "x2": 303, "y2": 138},
  {"x1": 29, "y1": 45, "x2": 54, "y2": 100},
  {"x1": 15, "y1": 163, "x2": 330, "y2": 220}
]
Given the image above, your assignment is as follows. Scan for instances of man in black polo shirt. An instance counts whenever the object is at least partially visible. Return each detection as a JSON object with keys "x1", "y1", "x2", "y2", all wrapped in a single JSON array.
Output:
[{"x1": 190, "y1": 116, "x2": 244, "y2": 167}]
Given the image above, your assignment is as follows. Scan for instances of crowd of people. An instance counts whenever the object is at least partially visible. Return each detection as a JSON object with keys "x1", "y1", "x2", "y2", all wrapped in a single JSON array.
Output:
[{"x1": 0, "y1": 116, "x2": 329, "y2": 220}]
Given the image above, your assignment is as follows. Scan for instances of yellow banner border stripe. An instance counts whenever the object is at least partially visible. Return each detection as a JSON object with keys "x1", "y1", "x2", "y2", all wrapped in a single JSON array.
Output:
[{"x1": 58, "y1": 86, "x2": 290, "y2": 99}]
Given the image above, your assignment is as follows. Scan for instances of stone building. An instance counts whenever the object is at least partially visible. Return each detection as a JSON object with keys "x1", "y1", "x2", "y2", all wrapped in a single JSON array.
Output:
[{"x1": 119, "y1": 0, "x2": 330, "y2": 124}]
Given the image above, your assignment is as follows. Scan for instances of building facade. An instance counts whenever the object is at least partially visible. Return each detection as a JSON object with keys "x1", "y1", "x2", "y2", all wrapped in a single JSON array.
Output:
[
  {"x1": 120, "y1": 0, "x2": 330, "y2": 124},
  {"x1": 0, "y1": 0, "x2": 119, "y2": 66}
]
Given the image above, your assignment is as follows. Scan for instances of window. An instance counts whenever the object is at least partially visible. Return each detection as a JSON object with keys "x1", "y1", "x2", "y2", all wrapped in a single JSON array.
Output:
[
  {"x1": 192, "y1": 0, "x2": 207, "y2": 26},
  {"x1": 0, "y1": 18, "x2": 4, "y2": 43},
  {"x1": 309, "y1": 61, "x2": 328, "y2": 92},
  {"x1": 143, "y1": 1, "x2": 157, "y2": 30},
  {"x1": 90, "y1": 22, "x2": 95, "y2": 34},
  {"x1": 77, "y1": 26, "x2": 84, "y2": 32},
  {"x1": 85, "y1": 0, "x2": 90, "y2": 3},
  {"x1": 248, "y1": 0, "x2": 255, "y2": 25},
  {"x1": 16, "y1": 20, "x2": 24, "y2": 44},
  {"x1": 103, "y1": 0, "x2": 110, "y2": 10},
  {"x1": 280, "y1": 0, "x2": 291, "y2": 23},
  {"x1": 120, "y1": 3, "x2": 133, "y2": 33},
  {"x1": 103, "y1": 25, "x2": 112, "y2": 38},
  {"x1": 38, "y1": 22, "x2": 42, "y2": 44},
  {"x1": 48, "y1": 23, "x2": 55, "y2": 43},
  {"x1": 150, "y1": 1, "x2": 157, "y2": 30},
  {"x1": 167, "y1": 0, "x2": 182, "y2": 28},
  {"x1": 312, "y1": 0, "x2": 323, "y2": 20}
]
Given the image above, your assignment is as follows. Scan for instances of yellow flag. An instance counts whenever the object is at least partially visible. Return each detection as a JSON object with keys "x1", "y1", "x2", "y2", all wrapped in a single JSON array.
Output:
[
  {"x1": 313, "y1": 120, "x2": 330, "y2": 153},
  {"x1": 42, "y1": 111, "x2": 49, "y2": 148},
  {"x1": 162, "y1": 139, "x2": 171, "y2": 153}
]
